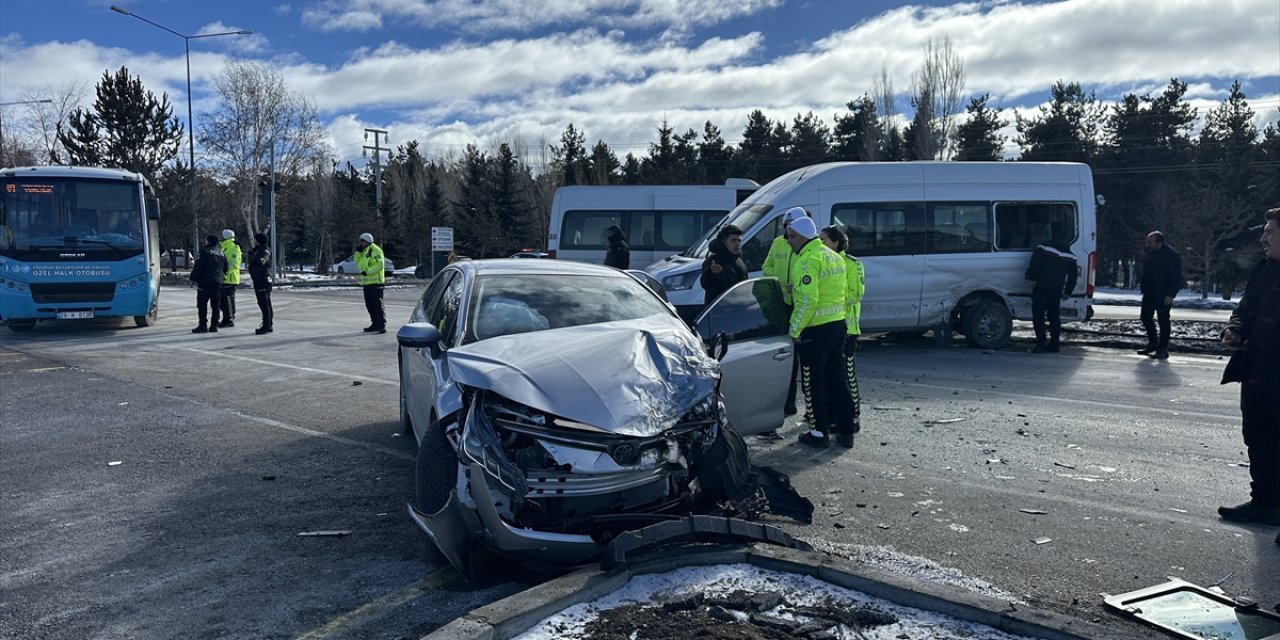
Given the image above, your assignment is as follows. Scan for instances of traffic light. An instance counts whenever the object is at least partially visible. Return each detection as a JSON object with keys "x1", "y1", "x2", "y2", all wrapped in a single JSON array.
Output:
[{"x1": 257, "y1": 179, "x2": 273, "y2": 216}]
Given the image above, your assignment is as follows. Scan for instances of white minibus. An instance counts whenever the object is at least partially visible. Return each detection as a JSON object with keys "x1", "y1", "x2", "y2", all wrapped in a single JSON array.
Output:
[
  {"x1": 644, "y1": 162, "x2": 1097, "y2": 349},
  {"x1": 547, "y1": 179, "x2": 759, "y2": 267}
]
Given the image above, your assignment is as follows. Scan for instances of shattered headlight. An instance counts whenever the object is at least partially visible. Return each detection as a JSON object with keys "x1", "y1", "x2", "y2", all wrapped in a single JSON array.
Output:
[{"x1": 459, "y1": 397, "x2": 527, "y2": 495}]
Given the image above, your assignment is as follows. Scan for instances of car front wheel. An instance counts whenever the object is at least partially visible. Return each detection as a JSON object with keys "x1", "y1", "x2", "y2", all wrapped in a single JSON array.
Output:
[{"x1": 415, "y1": 419, "x2": 457, "y2": 516}]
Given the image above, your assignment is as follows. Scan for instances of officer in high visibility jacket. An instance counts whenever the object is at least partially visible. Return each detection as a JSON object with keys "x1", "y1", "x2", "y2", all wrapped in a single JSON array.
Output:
[
  {"x1": 787, "y1": 216, "x2": 856, "y2": 448},
  {"x1": 219, "y1": 229, "x2": 242, "y2": 327},
  {"x1": 354, "y1": 232, "x2": 387, "y2": 333},
  {"x1": 820, "y1": 225, "x2": 865, "y2": 444},
  {"x1": 762, "y1": 207, "x2": 810, "y2": 424}
]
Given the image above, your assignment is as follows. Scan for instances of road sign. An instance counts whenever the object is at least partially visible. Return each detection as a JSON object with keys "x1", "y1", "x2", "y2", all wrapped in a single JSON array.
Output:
[{"x1": 431, "y1": 226, "x2": 454, "y2": 252}]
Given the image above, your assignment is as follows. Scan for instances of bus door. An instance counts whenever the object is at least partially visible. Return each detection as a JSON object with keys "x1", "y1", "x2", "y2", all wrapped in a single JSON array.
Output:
[{"x1": 832, "y1": 201, "x2": 926, "y2": 332}]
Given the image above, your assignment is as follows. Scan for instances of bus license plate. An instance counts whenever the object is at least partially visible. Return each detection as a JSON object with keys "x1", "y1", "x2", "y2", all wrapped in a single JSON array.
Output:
[{"x1": 56, "y1": 311, "x2": 94, "y2": 320}]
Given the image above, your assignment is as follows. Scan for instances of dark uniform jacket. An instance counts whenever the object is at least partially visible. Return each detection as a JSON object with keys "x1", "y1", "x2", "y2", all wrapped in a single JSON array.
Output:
[
  {"x1": 190, "y1": 245, "x2": 227, "y2": 291},
  {"x1": 1025, "y1": 240, "x2": 1078, "y2": 297},
  {"x1": 1141, "y1": 244, "x2": 1182, "y2": 301},
  {"x1": 1222, "y1": 258, "x2": 1280, "y2": 387},
  {"x1": 700, "y1": 239, "x2": 748, "y2": 306},
  {"x1": 248, "y1": 245, "x2": 272, "y2": 288},
  {"x1": 604, "y1": 236, "x2": 630, "y2": 269}
]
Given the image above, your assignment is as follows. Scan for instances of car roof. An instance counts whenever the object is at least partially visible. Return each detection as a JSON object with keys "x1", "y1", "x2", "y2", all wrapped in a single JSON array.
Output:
[{"x1": 452, "y1": 258, "x2": 626, "y2": 278}]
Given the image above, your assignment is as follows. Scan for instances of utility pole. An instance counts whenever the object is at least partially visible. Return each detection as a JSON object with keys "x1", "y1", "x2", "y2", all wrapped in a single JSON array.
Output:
[{"x1": 363, "y1": 128, "x2": 390, "y2": 213}]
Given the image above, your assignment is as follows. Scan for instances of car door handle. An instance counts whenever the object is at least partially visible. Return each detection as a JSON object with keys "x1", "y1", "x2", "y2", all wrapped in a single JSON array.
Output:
[{"x1": 773, "y1": 349, "x2": 792, "y2": 361}]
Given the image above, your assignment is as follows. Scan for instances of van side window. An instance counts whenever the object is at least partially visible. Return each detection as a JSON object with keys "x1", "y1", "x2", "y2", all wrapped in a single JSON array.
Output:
[
  {"x1": 655, "y1": 210, "x2": 701, "y2": 252},
  {"x1": 627, "y1": 212, "x2": 653, "y2": 251},
  {"x1": 742, "y1": 215, "x2": 783, "y2": 272},
  {"x1": 994, "y1": 202, "x2": 1077, "y2": 250},
  {"x1": 832, "y1": 202, "x2": 925, "y2": 257},
  {"x1": 929, "y1": 203, "x2": 991, "y2": 253},
  {"x1": 561, "y1": 210, "x2": 624, "y2": 249}
]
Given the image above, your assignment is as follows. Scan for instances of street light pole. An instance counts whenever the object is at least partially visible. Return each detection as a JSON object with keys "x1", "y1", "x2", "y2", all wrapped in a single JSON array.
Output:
[
  {"x1": 0, "y1": 99, "x2": 54, "y2": 166},
  {"x1": 109, "y1": 5, "x2": 251, "y2": 252}
]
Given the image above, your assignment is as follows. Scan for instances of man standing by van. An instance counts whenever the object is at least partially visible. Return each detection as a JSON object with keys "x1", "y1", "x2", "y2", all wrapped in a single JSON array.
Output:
[
  {"x1": 1139, "y1": 231, "x2": 1181, "y2": 359},
  {"x1": 764, "y1": 207, "x2": 809, "y2": 420},
  {"x1": 787, "y1": 216, "x2": 855, "y2": 448},
  {"x1": 1025, "y1": 233, "x2": 1078, "y2": 353},
  {"x1": 700, "y1": 224, "x2": 747, "y2": 307}
]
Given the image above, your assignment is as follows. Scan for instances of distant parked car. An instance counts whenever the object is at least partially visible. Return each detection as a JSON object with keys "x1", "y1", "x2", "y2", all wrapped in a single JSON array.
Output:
[
  {"x1": 334, "y1": 255, "x2": 394, "y2": 275},
  {"x1": 160, "y1": 250, "x2": 194, "y2": 268},
  {"x1": 510, "y1": 250, "x2": 549, "y2": 259}
]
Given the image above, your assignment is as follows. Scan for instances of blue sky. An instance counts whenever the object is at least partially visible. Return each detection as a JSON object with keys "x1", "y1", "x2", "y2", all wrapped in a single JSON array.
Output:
[{"x1": 1, "y1": 0, "x2": 1277, "y2": 167}]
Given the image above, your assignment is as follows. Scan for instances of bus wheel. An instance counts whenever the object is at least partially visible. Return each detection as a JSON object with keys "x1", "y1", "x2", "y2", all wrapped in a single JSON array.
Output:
[
  {"x1": 961, "y1": 301, "x2": 1011, "y2": 349},
  {"x1": 135, "y1": 300, "x2": 159, "y2": 327},
  {"x1": 7, "y1": 319, "x2": 36, "y2": 332}
]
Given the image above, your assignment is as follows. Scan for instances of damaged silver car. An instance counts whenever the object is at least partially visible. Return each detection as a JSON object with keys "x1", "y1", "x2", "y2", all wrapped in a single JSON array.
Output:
[{"x1": 397, "y1": 259, "x2": 811, "y2": 575}]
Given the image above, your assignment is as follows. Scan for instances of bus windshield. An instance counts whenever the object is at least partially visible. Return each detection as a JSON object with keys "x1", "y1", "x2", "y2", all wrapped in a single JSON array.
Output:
[
  {"x1": 1, "y1": 177, "x2": 145, "y2": 258},
  {"x1": 682, "y1": 203, "x2": 773, "y2": 258}
]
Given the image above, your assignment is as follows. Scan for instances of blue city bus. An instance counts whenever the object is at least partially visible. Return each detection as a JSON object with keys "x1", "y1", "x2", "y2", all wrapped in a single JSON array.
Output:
[{"x1": 0, "y1": 166, "x2": 162, "y2": 332}]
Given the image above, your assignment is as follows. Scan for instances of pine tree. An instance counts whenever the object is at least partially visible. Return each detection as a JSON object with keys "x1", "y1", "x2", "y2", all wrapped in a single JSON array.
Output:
[
  {"x1": 57, "y1": 66, "x2": 183, "y2": 176},
  {"x1": 788, "y1": 111, "x2": 831, "y2": 170},
  {"x1": 952, "y1": 94, "x2": 1007, "y2": 161},
  {"x1": 832, "y1": 96, "x2": 883, "y2": 162},
  {"x1": 1015, "y1": 80, "x2": 1102, "y2": 163},
  {"x1": 697, "y1": 121, "x2": 734, "y2": 184}
]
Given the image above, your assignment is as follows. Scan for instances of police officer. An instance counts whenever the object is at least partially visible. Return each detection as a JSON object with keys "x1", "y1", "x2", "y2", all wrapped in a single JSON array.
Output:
[
  {"x1": 248, "y1": 232, "x2": 273, "y2": 335},
  {"x1": 820, "y1": 225, "x2": 865, "y2": 444},
  {"x1": 189, "y1": 234, "x2": 227, "y2": 333},
  {"x1": 355, "y1": 232, "x2": 387, "y2": 333},
  {"x1": 763, "y1": 207, "x2": 809, "y2": 423},
  {"x1": 218, "y1": 229, "x2": 242, "y2": 328},
  {"x1": 787, "y1": 216, "x2": 855, "y2": 448}
]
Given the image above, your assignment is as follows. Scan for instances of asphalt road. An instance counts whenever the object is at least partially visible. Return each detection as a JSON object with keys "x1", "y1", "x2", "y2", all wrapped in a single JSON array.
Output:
[{"x1": 2, "y1": 283, "x2": 1275, "y2": 640}]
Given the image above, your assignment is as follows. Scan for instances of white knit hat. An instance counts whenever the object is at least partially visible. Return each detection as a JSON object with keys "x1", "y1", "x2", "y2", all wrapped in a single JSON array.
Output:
[
  {"x1": 222, "y1": 229, "x2": 234, "y2": 239},
  {"x1": 789, "y1": 217, "x2": 818, "y2": 239},
  {"x1": 359, "y1": 232, "x2": 374, "y2": 243},
  {"x1": 782, "y1": 207, "x2": 807, "y2": 225}
]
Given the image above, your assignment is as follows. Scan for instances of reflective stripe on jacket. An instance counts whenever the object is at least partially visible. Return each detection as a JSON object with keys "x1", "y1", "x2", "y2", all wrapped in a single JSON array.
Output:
[
  {"x1": 843, "y1": 254, "x2": 865, "y2": 335},
  {"x1": 356, "y1": 243, "x2": 386, "y2": 286},
  {"x1": 762, "y1": 235, "x2": 796, "y2": 305},
  {"x1": 220, "y1": 239, "x2": 241, "y2": 285},
  {"x1": 789, "y1": 239, "x2": 846, "y2": 339}
]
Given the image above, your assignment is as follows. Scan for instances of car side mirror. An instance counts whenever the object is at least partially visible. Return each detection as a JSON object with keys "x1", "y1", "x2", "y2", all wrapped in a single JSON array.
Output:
[
  {"x1": 397, "y1": 322, "x2": 443, "y2": 351},
  {"x1": 706, "y1": 331, "x2": 729, "y2": 361},
  {"x1": 145, "y1": 197, "x2": 161, "y2": 221}
]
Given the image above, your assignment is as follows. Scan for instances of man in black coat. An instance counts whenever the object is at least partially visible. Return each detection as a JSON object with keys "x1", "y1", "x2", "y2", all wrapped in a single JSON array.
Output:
[
  {"x1": 700, "y1": 224, "x2": 747, "y2": 308},
  {"x1": 1218, "y1": 208, "x2": 1280, "y2": 532},
  {"x1": 1138, "y1": 231, "x2": 1182, "y2": 359},
  {"x1": 188, "y1": 234, "x2": 227, "y2": 333},
  {"x1": 603, "y1": 225, "x2": 630, "y2": 269},
  {"x1": 1025, "y1": 234, "x2": 1078, "y2": 353},
  {"x1": 248, "y1": 232, "x2": 274, "y2": 335}
]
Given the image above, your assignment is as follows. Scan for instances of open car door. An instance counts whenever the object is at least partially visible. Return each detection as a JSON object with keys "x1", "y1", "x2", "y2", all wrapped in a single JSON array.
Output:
[{"x1": 694, "y1": 277, "x2": 792, "y2": 435}]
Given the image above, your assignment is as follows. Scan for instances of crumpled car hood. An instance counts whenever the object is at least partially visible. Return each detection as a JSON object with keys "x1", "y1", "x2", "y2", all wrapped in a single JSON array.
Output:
[{"x1": 445, "y1": 316, "x2": 719, "y2": 437}]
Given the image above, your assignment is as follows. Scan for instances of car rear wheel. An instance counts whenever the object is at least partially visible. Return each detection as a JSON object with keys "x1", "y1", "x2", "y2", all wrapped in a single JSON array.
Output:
[{"x1": 961, "y1": 300, "x2": 1012, "y2": 349}]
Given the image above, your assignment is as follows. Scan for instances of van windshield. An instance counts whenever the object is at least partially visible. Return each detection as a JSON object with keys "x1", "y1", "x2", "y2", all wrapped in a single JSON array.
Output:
[{"x1": 683, "y1": 203, "x2": 773, "y2": 258}]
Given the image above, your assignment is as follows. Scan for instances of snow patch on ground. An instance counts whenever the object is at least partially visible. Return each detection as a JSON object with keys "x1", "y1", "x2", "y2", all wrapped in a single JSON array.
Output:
[
  {"x1": 807, "y1": 539, "x2": 1024, "y2": 603},
  {"x1": 515, "y1": 563, "x2": 1035, "y2": 640},
  {"x1": 1093, "y1": 287, "x2": 1237, "y2": 310}
]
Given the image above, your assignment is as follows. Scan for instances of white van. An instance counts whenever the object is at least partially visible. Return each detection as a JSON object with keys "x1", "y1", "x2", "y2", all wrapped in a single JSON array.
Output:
[
  {"x1": 644, "y1": 162, "x2": 1097, "y2": 348},
  {"x1": 547, "y1": 179, "x2": 759, "y2": 267}
]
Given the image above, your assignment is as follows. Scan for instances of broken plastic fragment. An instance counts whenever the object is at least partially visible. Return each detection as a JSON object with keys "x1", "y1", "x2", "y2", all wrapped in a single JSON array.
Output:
[
  {"x1": 107, "y1": 461, "x2": 123, "y2": 466},
  {"x1": 1019, "y1": 509, "x2": 1047, "y2": 515},
  {"x1": 1054, "y1": 462, "x2": 1076, "y2": 469},
  {"x1": 1033, "y1": 537, "x2": 1053, "y2": 545},
  {"x1": 297, "y1": 530, "x2": 351, "y2": 537}
]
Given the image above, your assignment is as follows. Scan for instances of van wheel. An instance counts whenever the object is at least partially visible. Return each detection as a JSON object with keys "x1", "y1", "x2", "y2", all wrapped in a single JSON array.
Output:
[{"x1": 961, "y1": 301, "x2": 1011, "y2": 349}]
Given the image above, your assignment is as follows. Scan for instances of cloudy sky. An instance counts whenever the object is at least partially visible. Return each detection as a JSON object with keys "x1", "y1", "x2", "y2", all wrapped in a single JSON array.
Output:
[{"x1": 1, "y1": 0, "x2": 1277, "y2": 167}]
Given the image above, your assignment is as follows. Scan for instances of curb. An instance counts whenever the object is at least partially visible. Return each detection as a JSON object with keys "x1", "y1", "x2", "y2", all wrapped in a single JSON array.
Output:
[{"x1": 422, "y1": 543, "x2": 1126, "y2": 640}]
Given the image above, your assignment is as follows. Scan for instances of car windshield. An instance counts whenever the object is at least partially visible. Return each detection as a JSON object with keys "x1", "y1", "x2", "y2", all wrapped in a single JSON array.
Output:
[
  {"x1": 466, "y1": 273, "x2": 673, "y2": 342},
  {"x1": 683, "y1": 203, "x2": 773, "y2": 258}
]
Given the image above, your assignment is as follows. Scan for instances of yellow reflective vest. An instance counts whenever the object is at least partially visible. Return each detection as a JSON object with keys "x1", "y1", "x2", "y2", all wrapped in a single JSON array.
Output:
[
  {"x1": 789, "y1": 239, "x2": 846, "y2": 339},
  {"x1": 762, "y1": 235, "x2": 797, "y2": 305},
  {"x1": 355, "y1": 242, "x2": 386, "y2": 286},
  {"x1": 843, "y1": 254, "x2": 865, "y2": 335},
  {"x1": 220, "y1": 238, "x2": 241, "y2": 285}
]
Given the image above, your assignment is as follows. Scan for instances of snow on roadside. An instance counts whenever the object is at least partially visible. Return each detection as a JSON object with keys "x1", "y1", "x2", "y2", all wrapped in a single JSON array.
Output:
[
  {"x1": 515, "y1": 563, "x2": 1036, "y2": 640},
  {"x1": 1093, "y1": 287, "x2": 1237, "y2": 310}
]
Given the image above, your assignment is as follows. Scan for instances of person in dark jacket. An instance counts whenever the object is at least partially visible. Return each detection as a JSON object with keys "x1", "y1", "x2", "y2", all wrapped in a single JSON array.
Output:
[
  {"x1": 188, "y1": 234, "x2": 227, "y2": 334},
  {"x1": 1138, "y1": 230, "x2": 1182, "y2": 359},
  {"x1": 1024, "y1": 234, "x2": 1078, "y2": 353},
  {"x1": 248, "y1": 232, "x2": 273, "y2": 335},
  {"x1": 700, "y1": 224, "x2": 747, "y2": 307},
  {"x1": 1218, "y1": 208, "x2": 1280, "y2": 531},
  {"x1": 603, "y1": 225, "x2": 630, "y2": 269}
]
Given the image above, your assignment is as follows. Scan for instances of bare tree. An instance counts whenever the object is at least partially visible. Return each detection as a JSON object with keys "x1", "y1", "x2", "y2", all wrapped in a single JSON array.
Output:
[
  {"x1": 1160, "y1": 182, "x2": 1254, "y2": 298},
  {"x1": 198, "y1": 61, "x2": 329, "y2": 235},
  {"x1": 873, "y1": 66, "x2": 897, "y2": 156},
  {"x1": 20, "y1": 82, "x2": 88, "y2": 164},
  {"x1": 907, "y1": 37, "x2": 966, "y2": 160}
]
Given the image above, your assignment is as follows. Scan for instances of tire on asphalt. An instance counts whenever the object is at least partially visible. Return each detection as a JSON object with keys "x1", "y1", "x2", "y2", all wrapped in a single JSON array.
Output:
[{"x1": 961, "y1": 300, "x2": 1012, "y2": 349}]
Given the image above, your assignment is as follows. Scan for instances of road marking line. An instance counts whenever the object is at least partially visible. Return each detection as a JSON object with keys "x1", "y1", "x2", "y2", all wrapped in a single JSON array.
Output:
[
  {"x1": 173, "y1": 346, "x2": 395, "y2": 386},
  {"x1": 21, "y1": 366, "x2": 66, "y2": 373},
  {"x1": 225, "y1": 408, "x2": 413, "y2": 462},
  {"x1": 293, "y1": 566, "x2": 461, "y2": 640}
]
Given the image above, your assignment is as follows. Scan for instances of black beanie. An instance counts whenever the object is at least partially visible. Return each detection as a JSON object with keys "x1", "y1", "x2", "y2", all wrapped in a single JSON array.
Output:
[
  {"x1": 206, "y1": 234, "x2": 219, "y2": 246},
  {"x1": 254, "y1": 233, "x2": 268, "y2": 245}
]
